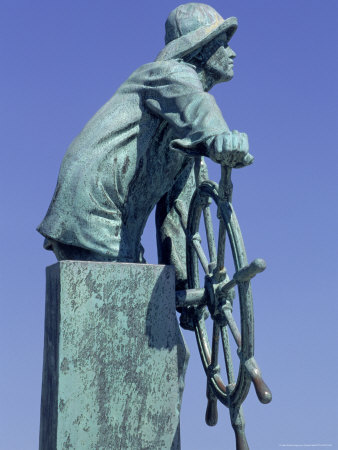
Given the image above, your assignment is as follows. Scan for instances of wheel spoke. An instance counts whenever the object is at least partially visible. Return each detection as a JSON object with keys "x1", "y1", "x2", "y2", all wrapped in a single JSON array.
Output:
[
  {"x1": 191, "y1": 232, "x2": 210, "y2": 274},
  {"x1": 216, "y1": 218, "x2": 226, "y2": 271},
  {"x1": 223, "y1": 308, "x2": 242, "y2": 348},
  {"x1": 203, "y1": 206, "x2": 217, "y2": 264},
  {"x1": 195, "y1": 316, "x2": 211, "y2": 366},
  {"x1": 211, "y1": 322, "x2": 220, "y2": 367},
  {"x1": 220, "y1": 325, "x2": 235, "y2": 384},
  {"x1": 175, "y1": 288, "x2": 206, "y2": 308}
]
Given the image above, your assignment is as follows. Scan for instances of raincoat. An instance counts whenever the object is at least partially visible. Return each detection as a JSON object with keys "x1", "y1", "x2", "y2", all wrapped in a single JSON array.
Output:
[{"x1": 37, "y1": 59, "x2": 229, "y2": 276}]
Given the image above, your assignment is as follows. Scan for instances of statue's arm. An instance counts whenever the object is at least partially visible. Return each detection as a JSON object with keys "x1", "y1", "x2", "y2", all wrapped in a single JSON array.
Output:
[{"x1": 145, "y1": 63, "x2": 253, "y2": 167}]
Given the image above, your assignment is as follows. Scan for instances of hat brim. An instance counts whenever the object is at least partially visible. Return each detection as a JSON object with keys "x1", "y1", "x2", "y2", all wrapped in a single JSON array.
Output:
[{"x1": 156, "y1": 16, "x2": 238, "y2": 61}]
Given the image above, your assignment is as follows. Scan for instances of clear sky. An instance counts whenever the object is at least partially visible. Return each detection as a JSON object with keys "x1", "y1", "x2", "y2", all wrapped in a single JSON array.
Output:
[{"x1": 1, "y1": 1, "x2": 337, "y2": 449}]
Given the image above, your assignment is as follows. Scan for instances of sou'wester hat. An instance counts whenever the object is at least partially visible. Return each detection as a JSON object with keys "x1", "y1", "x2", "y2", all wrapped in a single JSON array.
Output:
[{"x1": 156, "y1": 3, "x2": 238, "y2": 61}]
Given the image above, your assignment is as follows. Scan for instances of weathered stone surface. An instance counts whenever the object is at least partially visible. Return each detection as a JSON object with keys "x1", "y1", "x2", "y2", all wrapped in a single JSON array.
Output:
[{"x1": 39, "y1": 261, "x2": 189, "y2": 449}]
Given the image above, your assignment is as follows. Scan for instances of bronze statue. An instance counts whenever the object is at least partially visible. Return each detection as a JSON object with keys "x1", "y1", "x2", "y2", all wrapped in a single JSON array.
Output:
[{"x1": 38, "y1": 5, "x2": 272, "y2": 449}]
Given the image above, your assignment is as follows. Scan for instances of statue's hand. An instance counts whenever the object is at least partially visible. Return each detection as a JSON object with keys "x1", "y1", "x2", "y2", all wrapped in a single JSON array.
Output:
[{"x1": 211, "y1": 130, "x2": 254, "y2": 168}]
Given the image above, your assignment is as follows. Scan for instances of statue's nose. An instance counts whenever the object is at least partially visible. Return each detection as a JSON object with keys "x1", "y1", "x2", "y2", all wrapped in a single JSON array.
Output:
[{"x1": 227, "y1": 47, "x2": 236, "y2": 59}]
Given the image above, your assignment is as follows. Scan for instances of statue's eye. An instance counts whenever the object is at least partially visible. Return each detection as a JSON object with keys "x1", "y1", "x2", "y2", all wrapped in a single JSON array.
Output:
[{"x1": 216, "y1": 38, "x2": 228, "y2": 48}]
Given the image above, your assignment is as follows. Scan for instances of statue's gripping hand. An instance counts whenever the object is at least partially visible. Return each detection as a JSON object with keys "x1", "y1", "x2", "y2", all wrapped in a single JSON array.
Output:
[{"x1": 209, "y1": 130, "x2": 254, "y2": 168}]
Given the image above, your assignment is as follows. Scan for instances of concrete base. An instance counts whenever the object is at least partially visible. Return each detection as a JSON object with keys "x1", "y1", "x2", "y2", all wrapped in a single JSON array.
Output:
[{"x1": 39, "y1": 261, "x2": 189, "y2": 449}]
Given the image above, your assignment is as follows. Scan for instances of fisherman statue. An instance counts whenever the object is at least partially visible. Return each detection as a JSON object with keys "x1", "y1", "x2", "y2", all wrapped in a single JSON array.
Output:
[
  {"x1": 38, "y1": 4, "x2": 271, "y2": 450},
  {"x1": 37, "y1": 2, "x2": 252, "y2": 288}
]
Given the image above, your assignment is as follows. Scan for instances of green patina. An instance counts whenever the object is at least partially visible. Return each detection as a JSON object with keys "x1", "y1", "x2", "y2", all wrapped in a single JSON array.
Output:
[{"x1": 40, "y1": 261, "x2": 189, "y2": 449}]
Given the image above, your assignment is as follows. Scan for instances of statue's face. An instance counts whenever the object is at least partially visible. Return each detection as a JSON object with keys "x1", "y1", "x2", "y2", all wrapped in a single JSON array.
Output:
[{"x1": 202, "y1": 37, "x2": 236, "y2": 84}]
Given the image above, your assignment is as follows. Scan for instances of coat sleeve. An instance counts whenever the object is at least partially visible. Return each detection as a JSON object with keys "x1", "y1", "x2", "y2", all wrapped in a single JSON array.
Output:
[{"x1": 144, "y1": 62, "x2": 230, "y2": 156}]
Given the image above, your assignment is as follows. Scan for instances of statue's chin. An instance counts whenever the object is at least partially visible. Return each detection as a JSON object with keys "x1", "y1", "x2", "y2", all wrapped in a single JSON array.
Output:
[
  {"x1": 225, "y1": 71, "x2": 234, "y2": 82},
  {"x1": 202, "y1": 66, "x2": 234, "y2": 90},
  {"x1": 216, "y1": 64, "x2": 234, "y2": 81},
  {"x1": 215, "y1": 70, "x2": 234, "y2": 85}
]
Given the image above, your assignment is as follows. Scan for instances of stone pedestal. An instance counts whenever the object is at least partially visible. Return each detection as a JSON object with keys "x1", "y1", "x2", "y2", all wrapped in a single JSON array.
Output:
[{"x1": 39, "y1": 261, "x2": 189, "y2": 449}]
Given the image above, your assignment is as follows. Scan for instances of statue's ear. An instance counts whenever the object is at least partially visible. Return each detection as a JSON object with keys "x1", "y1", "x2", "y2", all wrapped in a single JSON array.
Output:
[{"x1": 194, "y1": 51, "x2": 204, "y2": 62}]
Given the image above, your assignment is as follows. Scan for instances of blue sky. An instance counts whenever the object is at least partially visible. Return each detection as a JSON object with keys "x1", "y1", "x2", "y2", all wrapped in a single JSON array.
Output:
[{"x1": 1, "y1": 1, "x2": 337, "y2": 449}]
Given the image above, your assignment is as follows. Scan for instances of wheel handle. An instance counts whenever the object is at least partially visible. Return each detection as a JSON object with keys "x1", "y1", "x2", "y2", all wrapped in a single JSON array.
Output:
[
  {"x1": 217, "y1": 258, "x2": 267, "y2": 296},
  {"x1": 205, "y1": 382, "x2": 218, "y2": 426},
  {"x1": 245, "y1": 357, "x2": 272, "y2": 404}
]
